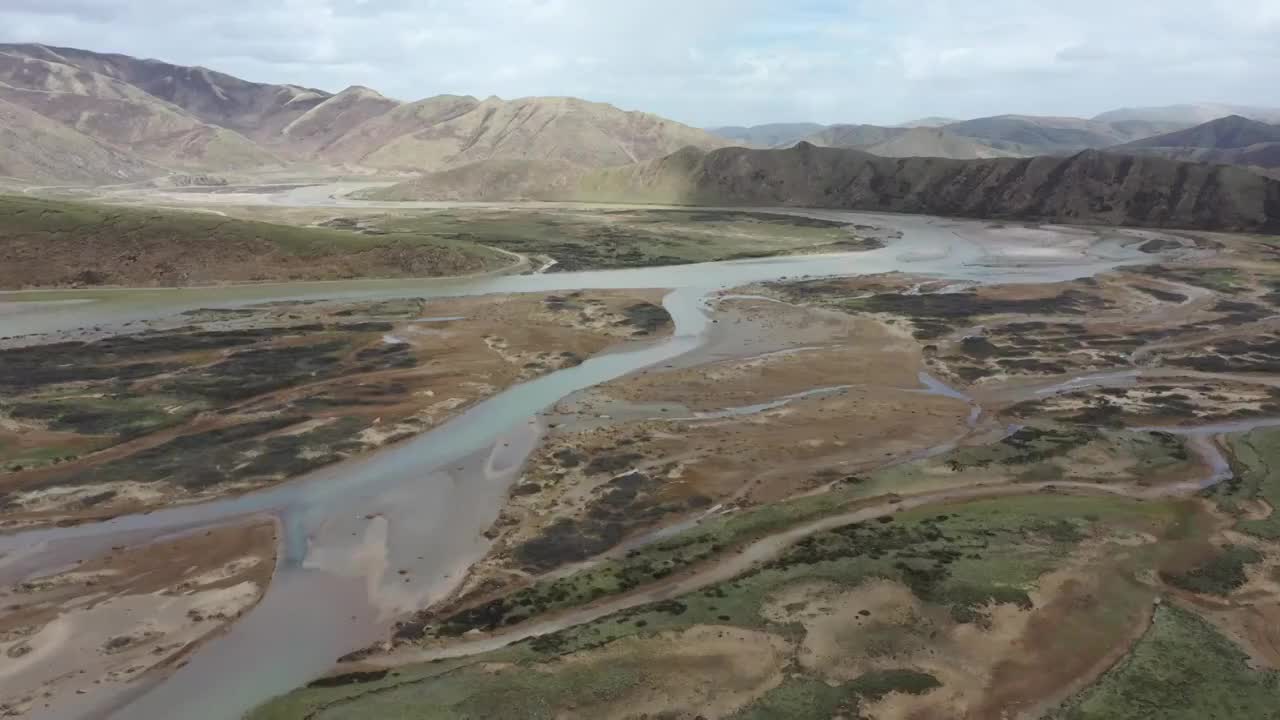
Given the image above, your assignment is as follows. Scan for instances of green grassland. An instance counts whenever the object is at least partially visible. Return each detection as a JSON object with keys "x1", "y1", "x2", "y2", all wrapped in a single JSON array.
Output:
[
  {"x1": 251, "y1": 493, "x2": 1189, "y2": 720},
  {"x1": 402, "y1": 424, "x2": 1194, "y2": 640},
  {"x1": 369, "y1": 207, "x2": 880, "y2": 271},
  {"x1": 1051, "y1": 603, "x2": 1280, "y2": 720},
  {"x1": 0, "y1": 195, "x2": 503, "y2": 288},
  {"x1": 1214, "y1": 428, "x2": 1280, "y2": 539}
]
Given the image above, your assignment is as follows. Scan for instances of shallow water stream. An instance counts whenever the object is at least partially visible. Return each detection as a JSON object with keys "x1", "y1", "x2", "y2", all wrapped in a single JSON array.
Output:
[{"x1": 0, "y1": 207, "x2": 1194, "y2": 720}]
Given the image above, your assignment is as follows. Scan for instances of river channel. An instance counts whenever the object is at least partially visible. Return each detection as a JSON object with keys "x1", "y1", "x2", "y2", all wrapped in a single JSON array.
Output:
[{"x1": 0, "y1": 201, "x2": 1217, "y2": 719}]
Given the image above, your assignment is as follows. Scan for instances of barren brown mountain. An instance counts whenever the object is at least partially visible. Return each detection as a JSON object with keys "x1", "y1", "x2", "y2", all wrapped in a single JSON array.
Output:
[
  {"x1": 278, "y1": 86, "x2": 403, "y2": 156},
  {"x1": 0, "y1": 44, "x2": 729, "y2": 183},
  {"x1": 0, "y1": 48, "x2": 282, "y2": 171},
  {"x1": 0, "y1": 96, "x2": 156, "y2": 184},
  {"x1": 573, "y1": 142, "x2": 1280, "y2": 232},
  {"x1": 332, "y1": 95, "x2": 727, "y2": 171},
  {"x1": 366, "y1": 158, "x2": 586, "y2": 201},
  {"x1": 0, "y1": 43, "x2": 333, "y2": 145}
]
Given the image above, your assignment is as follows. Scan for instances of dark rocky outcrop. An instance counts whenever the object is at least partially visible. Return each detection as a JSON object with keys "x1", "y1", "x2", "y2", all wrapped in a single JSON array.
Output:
[{"x1": 573, "y1": 143, "x2": 1280, "y2": 233}]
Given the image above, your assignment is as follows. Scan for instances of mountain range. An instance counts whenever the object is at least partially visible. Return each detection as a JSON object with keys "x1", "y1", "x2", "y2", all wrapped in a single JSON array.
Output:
[
  {"x1": 1115, "y1": 115, "x2": 1280, "y2": 171},
  {"x1": 570, "y1": 143, "x2": 1280, "y2": 233},
  {"x1": 709, "y1": 111, "x2": 1265, "y2": 159},
  {"x1": 2, "y1": 43, "x2": 1280, "y2": 236},
  {"x1": 0, "y1": 43, "x2": 728, "y2": 184}
]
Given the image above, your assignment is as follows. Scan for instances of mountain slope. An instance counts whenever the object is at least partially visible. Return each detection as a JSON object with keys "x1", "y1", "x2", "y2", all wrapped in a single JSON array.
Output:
[
  {"x1": 1116, "y1": 116, "x2": 1280, "y2": 169},
  {"x1": 708, "y1": 123, "x2": 824, "y2": 148},
  {"x1": 0, "y1": 97, "x2": 156, "y2": 184},
  {"x1": 332, "y1": 95, "x2": 728, "y2": 171},
  {"x1": 0, "y1": 44, "x2": 729, "y2": 180},
  {"x1": 280, "y1": 86, "x2": 402, "y2": 155},
  {"x1": 0, "y1": 50, "x2": 281, "y2": 171},
  {"x1": 573, "y1": 143, "x2": 1280, "y2": 233},
  {"x1": 0, "y1": 43, "x2": 332, "y2": 145},
  {"x1": 366, "y1": 158, "x2": 586, "y2": 201}
]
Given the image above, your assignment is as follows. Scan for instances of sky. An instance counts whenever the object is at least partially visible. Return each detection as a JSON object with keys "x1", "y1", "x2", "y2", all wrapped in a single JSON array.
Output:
[{"x1": 3, "y1": 0, "x2": 1279, "y2": 127}]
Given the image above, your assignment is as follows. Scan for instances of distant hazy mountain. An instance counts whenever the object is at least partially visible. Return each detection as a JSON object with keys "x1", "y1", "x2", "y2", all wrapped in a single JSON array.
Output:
[
  {"x1": 897, "y1": 117, "x2": 959, "y2": 128},
  {"x1": 1095, "y1": 104, "x2": 1280, "y2": 126},
  {"x1": 941, "y1": 115, "x2": 1183, "y2": 155},
  {"x1": 859, "y1": 127, "x2": 1018, "y2": 160},
  {"x1": 572, "y1": 143, "x2": 1280, "y2": 233},
  {"x1": 1115, "y1": 115, "x2": 1280, "y2": 169},
  {"x1": 722, "y1": 113, "x2": 1186, "y2": 158},
  {"x1": 707, "y1": 123, "x2": 824, "y2": 148},
  {"x1": 802, "y1": 124, "x2": 906, "y2": 149},
  {"x1": 0, "y1": 43, "x2": 729, "y2": 184}
]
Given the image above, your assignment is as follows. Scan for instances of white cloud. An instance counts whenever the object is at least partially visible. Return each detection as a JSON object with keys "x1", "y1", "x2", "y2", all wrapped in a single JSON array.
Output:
[{"x1": 1, "y1": 0, "x2": 1277, "y2": 126}]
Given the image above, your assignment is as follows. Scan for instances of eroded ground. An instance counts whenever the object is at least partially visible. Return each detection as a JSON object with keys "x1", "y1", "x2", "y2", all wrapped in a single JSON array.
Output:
[
  {"x1": 1, "y1": 521, "x2": 276, "y2": 717},
  {"x1": 0, "y1": 290, "x2": 670, "y2": 527}
]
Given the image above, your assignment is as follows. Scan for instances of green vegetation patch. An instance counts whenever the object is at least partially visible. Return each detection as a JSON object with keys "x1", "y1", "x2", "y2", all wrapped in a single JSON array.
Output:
[
  {"x1": 371, "y1": 208, "x2": 869, "y2": 272},
  {"x1": 0, "y1": 195, "x2": 502, "y2": 288},
  {"x1": 1214, "y1": 428, "x2": 1280, "y2": 539},
  {"x1": 21, "y1": 415, "x2": 370, "y2": 493},
  {"x1": 1050, "y1": 603, "x2": 1280, "y2": 720},
  {"x1": 7, "y1": 393, "x2": 200, "y2": 439},
  {"x1": 406, "y1": 428, "x2": 1192, "y2": 640},
  {"x1": 1160, "y1": 544, "x2": 1263, "y2": 596},
  {"x1": 1134, "y1": 264, "x2": 1247, "y2": 294},
  {"x1": 488, "y1": 495, "x2": 1171, "y2": 658},
  {"x1": 729, "y1": 670, "x2": 941, "y2": 720},
  {"x1": 259, "y1": 494, "x2": 1181, "y2": 720},
  {"x1": 0, "y1": 195, "x2": 492, "y2": 258},
  {"x1": 825, "y1": 288, "x2": 1109, "y2": 340}
]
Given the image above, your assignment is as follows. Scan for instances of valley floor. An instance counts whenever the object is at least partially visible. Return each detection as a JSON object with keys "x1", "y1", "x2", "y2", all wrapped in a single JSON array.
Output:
[{"x1": 2, "y1": 192, "x2": 1280, "y2": 720}]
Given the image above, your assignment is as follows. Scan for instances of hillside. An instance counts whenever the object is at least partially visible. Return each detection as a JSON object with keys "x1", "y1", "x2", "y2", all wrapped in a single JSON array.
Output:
[
  {"x1": 0, "y1": 44, "x2": 726, "y2": 183},
  {"x1": 0, "y1": 195, "x2": 503, "y2": 288},
  {"x1": 0, "y1": 48, "x2": 283, "y2": 172},
  {"x1": 0, "y1": 43, "x2": 333, "y2": 145},
  {"x1": 572, "y1": 143, "x2": 1280, "y2": 233},
  {"x1": 279, "y1": 86, "x2": 403, "y2": 156},
  {"x1": 365, "y1": 158, "x2": 586, "y2": 201},
  {"x1": 340, "y1": 95, "x2": 728, "y2": 171},
  {"x1": 0, "y1": 97, "x2": 157, "y2": 184}
]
